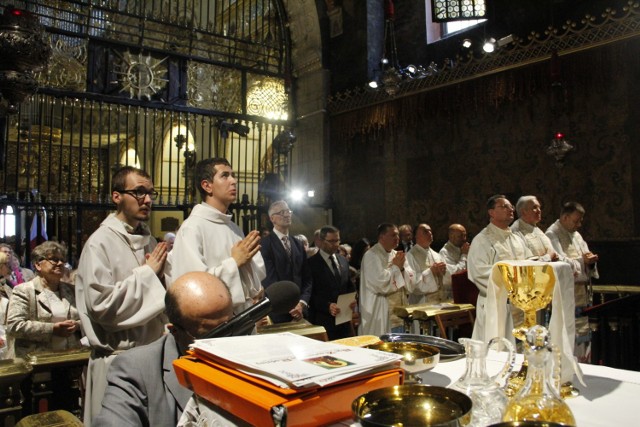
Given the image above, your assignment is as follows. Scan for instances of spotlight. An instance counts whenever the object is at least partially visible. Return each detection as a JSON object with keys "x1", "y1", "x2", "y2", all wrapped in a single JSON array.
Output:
[
  {"x1": 307, "y1": 190, "x2": 315, "y2": 198},
  {"x1": 290, "y1": 189, "x2": 304, "y2": 202},
  {"x1": 218, "y1": 121, "x2": 250, "y2": 138},
  {"x1": 368, "y1": 80, "x2": 379, "y2": 89},
  {"x1": 462, "y1": 38, "x2": 472, "y2": 49},
  {"x1": 482, "y1": 38, "x2": 496, "y2": 53}
]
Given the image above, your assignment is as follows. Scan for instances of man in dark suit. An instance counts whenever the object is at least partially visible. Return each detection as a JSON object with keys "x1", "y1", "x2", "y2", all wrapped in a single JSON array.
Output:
[
  {"x1": 308, "y1": 225, "x2": 356, "y2": 340},
  {"x1": 260, "y1": 200, "x2": 312, "y2": 323},
  {"x1": 396, "y1": 224, "x2": 413, "y2": 252},
  {"x1": 93, "y1": 272, "x2": 234, "y2": 427}
]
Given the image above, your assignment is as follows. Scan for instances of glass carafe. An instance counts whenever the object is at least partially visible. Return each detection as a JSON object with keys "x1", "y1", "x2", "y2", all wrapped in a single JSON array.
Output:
[
  {"x1": 502, "y1": 325, "x2": 577, "y2": 426},
  {"x1": 449, "y1": 337, "x2": 515, "y2": 426}
]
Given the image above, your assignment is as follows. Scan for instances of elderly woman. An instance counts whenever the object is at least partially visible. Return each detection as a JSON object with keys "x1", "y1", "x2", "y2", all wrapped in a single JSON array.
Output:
[{"x1": 7, "y1": 241, "x2": 81, "y2": 357}]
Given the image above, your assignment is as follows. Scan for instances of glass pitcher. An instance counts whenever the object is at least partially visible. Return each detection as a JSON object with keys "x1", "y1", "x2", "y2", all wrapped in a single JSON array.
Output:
[
  {"x1": 449, "y1": 337, "x2": 516, "y2": 426},
  {"x1": 502, "y1": 325, "x2": 577, "y2": 426}
]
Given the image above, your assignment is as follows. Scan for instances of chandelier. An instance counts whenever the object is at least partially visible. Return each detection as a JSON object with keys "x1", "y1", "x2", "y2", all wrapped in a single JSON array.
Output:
[{"x1": 368, "y1": 0, "x2": 429, "y2": 96}]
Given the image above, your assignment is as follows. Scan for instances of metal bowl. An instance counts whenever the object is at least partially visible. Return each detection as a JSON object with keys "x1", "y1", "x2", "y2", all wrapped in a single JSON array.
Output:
[
  {"x1": 366, "y1": 341, "x2": 440, "y2": 374},
  {"x1": 353, "y1": 385, "x2": 472, "y2": 427},
  {"x1": 487, "y1": 423, "x2": 566, "y2": 427},
  {"x1": 380, "y1": 333, "x2": 465, "y2": 361}
]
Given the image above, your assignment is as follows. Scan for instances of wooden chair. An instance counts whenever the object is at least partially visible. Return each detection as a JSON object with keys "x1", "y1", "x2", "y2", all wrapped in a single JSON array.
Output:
[
  {"x1": 451, "y1": 270, "x2": 479, "y2": 305},
  {"x1": 434, "y1": 309, "x2": 475, "y2": 340}
]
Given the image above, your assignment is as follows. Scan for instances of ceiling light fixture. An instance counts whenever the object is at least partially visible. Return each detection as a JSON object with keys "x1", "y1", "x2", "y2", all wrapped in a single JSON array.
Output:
[{"x1": 462, "y1": 38, "x2": 472, "y2": 49}]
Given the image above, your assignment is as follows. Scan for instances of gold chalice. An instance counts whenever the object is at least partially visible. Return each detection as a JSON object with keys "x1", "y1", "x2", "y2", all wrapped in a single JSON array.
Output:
[
  {"x1": 495, "y1": 262, "x2": 556, "y2": 397},
  {"x1": 496, "y1": 263, "x2": 555, "y2": 342}
]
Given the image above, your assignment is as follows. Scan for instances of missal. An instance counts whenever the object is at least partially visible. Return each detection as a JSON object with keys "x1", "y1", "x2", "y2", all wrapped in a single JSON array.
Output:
[{"x1": 190, "y1": 332, "x2": 402, "y2": 389}]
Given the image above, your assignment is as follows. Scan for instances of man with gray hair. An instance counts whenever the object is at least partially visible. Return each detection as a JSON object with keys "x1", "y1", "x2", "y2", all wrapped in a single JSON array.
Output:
[
  {"x1": 511, "y1": 195, "x2": 559, "y2": 262},
  {"x1": 260, "y1": 200, "x2": 312, "y2": 323}
]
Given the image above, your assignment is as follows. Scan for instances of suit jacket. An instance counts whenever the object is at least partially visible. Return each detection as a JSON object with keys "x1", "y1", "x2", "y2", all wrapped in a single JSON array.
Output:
[
  {"x1": 93, "y1": 333, "x2": 192, "y2": 427},
  {"x1": 308, "y1": 252, "x2": 354, "y2": 340},
  {"x1": 260, "y1": 232, "x2": 313, "y2": 323},
  {"x1": 6, "y1": 276, "x2": 81, "y2": 357}
]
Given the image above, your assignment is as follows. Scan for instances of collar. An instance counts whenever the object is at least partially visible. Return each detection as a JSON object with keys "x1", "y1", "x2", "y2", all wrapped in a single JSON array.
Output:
[{"x1": 272, "y1": 228, "x2": 288, "y2": 241}]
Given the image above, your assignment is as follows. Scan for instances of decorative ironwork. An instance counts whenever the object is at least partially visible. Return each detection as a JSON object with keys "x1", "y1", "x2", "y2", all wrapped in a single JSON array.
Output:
[
  {"x1": 246, "y1": 76, "x2": 288, "y2": 120},
  {"x1": 36, "y1": 35, "x2": 87, "y2": 92},
  {"x1": 114, "y1": 50, "x2": 169, "y2": 101},
  {"x1": 328, "y1": 1, "x2": 640, "y2": 115},
  {"x1": 187, "y1": 62, "x2": 242, "y2": 113},
  {"x1": 432, "y1": 0, "x2": 487, "y2": 23}
]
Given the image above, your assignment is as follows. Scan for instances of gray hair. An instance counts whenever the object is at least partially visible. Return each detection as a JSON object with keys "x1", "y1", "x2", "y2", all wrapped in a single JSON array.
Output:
[{"x1": 516, "y1": 195, "x2": 538, "y2": 217}]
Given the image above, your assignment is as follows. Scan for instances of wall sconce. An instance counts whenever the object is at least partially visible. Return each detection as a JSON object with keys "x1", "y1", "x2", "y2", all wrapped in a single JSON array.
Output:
[{"x1": 0, "y1": 7, "x2": 51, "y2": 115}]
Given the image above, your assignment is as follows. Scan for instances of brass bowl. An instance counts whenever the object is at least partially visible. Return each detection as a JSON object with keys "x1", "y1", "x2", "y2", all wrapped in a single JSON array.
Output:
[
  {"x1": 367, "y1": 341, "x2": 440, "y2": 374},
  {"x1": 487, "y1": 423, "x2": 566, "y2": 427},
  {"x1": 353, "y1": 385, "x2": 472, "y2": 427}
]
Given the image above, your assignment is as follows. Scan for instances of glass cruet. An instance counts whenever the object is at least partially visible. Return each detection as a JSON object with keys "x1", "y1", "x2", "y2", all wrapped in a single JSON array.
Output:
[
  {"x1": 502, "y1": 325, "x2": 577, "y2": 426},
  {"x1": 449, "y1": 337, "x2": 516, "y2": 426}
]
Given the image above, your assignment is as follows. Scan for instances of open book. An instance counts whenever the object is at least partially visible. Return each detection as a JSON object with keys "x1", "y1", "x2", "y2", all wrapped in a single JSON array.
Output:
[{"x1": 190, "y1": 332, "x2": 402, "y2": 389}]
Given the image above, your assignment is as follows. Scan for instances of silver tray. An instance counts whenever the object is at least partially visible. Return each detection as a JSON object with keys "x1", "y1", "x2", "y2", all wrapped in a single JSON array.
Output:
[{"x1": 380, "y1": 333, "x2": 465, "y2": 361}]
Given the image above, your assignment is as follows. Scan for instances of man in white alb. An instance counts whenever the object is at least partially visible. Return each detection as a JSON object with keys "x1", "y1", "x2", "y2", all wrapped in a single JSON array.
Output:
[
  {"x1": 546, "y1": 201, "x2": 599, "y2": 362},
  {"x1": 406, "y1": 223, "x2": 448, "y2": 305},
  {"x1": 511, "y1": 195, "x2": 559, "y2": 262},
  {"x1": 468, "y1": 194, "x2": 531, "y2": 342},
  {"x1": 439, "y1": 223, "x2": 470, "y2": 274},
  {"x1": 165, "y1": 158, "x2": 265, "y2": 314},
  {"x1": 75, "y1": 166, "x2": 168, "y2": 426},
  {"x1": 359, "y1": 223, "x2": 415, "y2": 336}
]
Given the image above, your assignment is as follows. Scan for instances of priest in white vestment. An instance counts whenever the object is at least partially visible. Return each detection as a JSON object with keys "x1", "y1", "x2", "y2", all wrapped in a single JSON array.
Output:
[
  {"x1": 165, "y1": 158, "x2": 265, "y2": 313},
  {"x1": 406, "y1": 223, "x2": 447, "y2": 305},
  {"x1": 468, "y1": 194, "x2": 531, "y2": 342},
  {"x1": 439, "y1": 223, "x2": 470, "y2": 274},
  {"x1": 359, "y1": 223, "x2": 415, "y2": 336}
]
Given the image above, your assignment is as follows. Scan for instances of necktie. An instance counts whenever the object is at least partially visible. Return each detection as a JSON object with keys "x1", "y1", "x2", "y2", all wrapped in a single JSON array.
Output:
[
  {"x1": 330, "y1": 255, "x2": 341, "y2": 280},
  {"x1": 282, "y1": 236, "x2": 292, "y2": 258}
]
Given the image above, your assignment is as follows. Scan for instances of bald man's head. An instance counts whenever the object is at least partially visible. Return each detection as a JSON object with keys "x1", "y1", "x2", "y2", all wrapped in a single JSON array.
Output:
[
  {"x1": 166, "y1": 271, "x2": 233, "y2": 353},
  {"x1": 447, "y1": 224, "x2": 467, "y2": 248}
]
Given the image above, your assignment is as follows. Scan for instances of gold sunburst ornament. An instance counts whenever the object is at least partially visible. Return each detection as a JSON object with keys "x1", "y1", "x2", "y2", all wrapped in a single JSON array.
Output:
[{"x1": 114, "y1": 50, "x2": 169, "y2": 100}]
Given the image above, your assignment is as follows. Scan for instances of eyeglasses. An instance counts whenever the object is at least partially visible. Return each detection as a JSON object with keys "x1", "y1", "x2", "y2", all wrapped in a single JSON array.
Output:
[
  {"x1": 42, "y1": 258, "x2": 65, "y2": 265},
  {"x1": 494, "y1": 204, "x2": 514, "y2": 210},
  {"x1": 322, "y1": 238, "x2": 341, "y2": 244},
  {"x1": 272, "y1": 209, "x2": 293, "y2": 216},
  {"x1": 118, "y1": 189, "x2": 159, "y2": 201}
]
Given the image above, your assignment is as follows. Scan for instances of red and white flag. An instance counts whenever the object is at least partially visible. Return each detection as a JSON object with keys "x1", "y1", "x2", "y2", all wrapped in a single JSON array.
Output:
[{"x1": 29, "y1": 213, "x2": 48, "y2": 250}]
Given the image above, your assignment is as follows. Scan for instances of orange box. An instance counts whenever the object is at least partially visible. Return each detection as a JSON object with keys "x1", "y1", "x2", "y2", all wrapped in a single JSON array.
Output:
[{"x1": 173, "y1": 355, "x2": 403, "y2": 427}]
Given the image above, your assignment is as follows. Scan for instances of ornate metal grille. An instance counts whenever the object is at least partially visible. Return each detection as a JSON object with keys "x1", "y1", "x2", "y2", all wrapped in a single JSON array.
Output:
[
  {"x1": 0, "y1": 1, "x2": 293, "y2": 264},
  {"x1": 431, "y1": 0, "x2": 487, "y2": 23}
]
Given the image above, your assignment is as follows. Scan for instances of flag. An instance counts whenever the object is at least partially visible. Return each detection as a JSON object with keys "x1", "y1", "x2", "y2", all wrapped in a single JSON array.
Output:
[{"x1": 29, "y1": 213, "x2": 48, "y2": 250}]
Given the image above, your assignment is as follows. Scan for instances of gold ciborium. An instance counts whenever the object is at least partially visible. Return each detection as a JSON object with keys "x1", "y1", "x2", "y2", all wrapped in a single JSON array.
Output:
[{"x1": 496, "y1": 262, "x2": 555, "y2": 342}]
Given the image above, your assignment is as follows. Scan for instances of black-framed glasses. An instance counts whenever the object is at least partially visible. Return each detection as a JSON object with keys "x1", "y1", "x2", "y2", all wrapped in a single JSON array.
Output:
[
  {"x1": 273, "y1": 209, "x2": 293, "y2": 216},
  {"x1": 118, "y1": 189, "x2": 159, "y2": 201}
]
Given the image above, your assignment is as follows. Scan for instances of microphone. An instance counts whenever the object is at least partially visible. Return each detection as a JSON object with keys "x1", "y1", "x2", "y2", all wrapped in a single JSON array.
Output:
[{"x1": 202, "y1": 280, "x2": 300, "y2": 339}]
